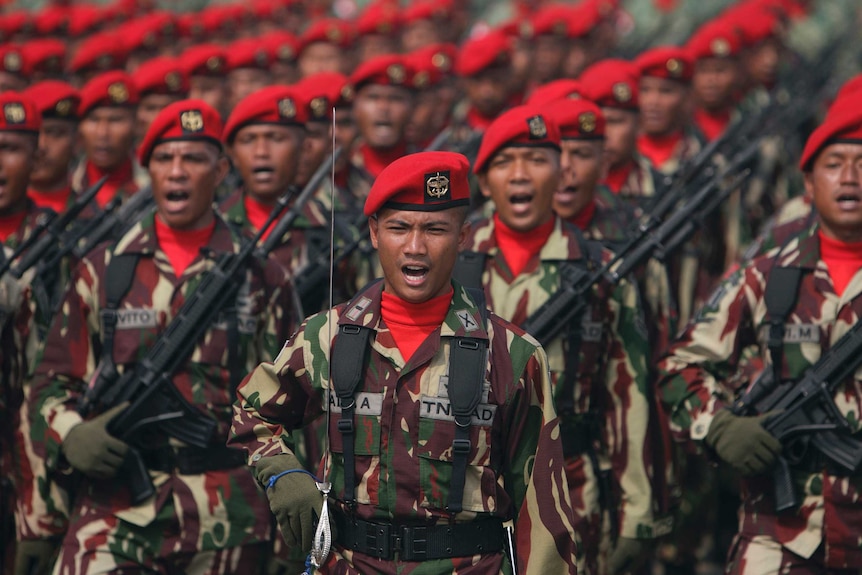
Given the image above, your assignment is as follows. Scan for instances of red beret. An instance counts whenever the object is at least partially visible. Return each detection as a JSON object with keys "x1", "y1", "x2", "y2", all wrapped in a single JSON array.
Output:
[
  {"x1": 226, "y1": 38, "x2": 274, "y2": 72},
  {"x1": 261, "y1": 31, "x2": 300, "y2": 64},
  {"x1": 799, "y1": 98, "x2": 862, "y2": 171},
  {"x1": 119, "y1": 13, "x2": 176, "y2": 54},
  {"x1": 364, "y1": 150, "x2": 470, "y2": 216},
  {"x1": 179, "y1": 44, "x2": 228, "y2": 77},
  {"x1": 546, "y1": 98, "x2": 605, "y2": 139},
  {"x1": 299, "y1": 19, "x2": 354, "y2": 55},
  {"x1": 400, "y1": 0, "x2": 453, "y2": 25},
  {"x1": 198, "y1": 5, "x2": 249, "y2": 38},
  {"x1": 567, "y1": 2, "x2": 603, "y2": 39},
  {"x1": 0, "y1": 92, "x2": 41, "y2": 133},
  {"x1": 134, "y1": 57, "x2": 188, "y2": 97},
  {"x1": 22, "y1": 81, "x2": 79, "y2": 120},
  {"x1": 175, "y1": 12, "x2": 205, "y2": 41},
  {"x1": 350, "y1": 54, "x2": 414, "y2": 91},
  {"x1": 0, "y1": 44, "x2": 25, "y2": 76},
  {"x1": 474, "y1": 105, "x2": 561, "y2": 174},
  {"x1": 723, "y1": 5, "x2": 784, "y2": 48},
  {"x1": 66, "y1": 4, "x2": 103, "y2": 38},
  {"x1": 635, "y1": 46, "x2": 693, "y2": 82},
  {"x1": 527, "y1": 79, "x2": 584, "y2": 107},
  {"x1": 21, "y1": 39, "x2": 65, "y2": 77},
  {"x1": 223, "y1": 86, "x2": 308, "y2": 143},
  {"x1": 356, "y1": 0, "x2": 401, "y2": 37},
  {"x1": 455, "y1": 31, "x2": 511, "y2": 77},
  {"x1": 405, "y1": 43, "x2": 457, "y2": 89},
  {"x1": 686, "y1": 20, "x2": 742, "y2": 61},
  {"x1": 79, "y1": 71, "x2": 139, "y2": 118},
  {"x1": 250, "y1": 0, "x2": 295, "y2": 21},
  {"x1": 139, "y1": 99, "x2": 223, "y2": 167},
  {"x1": 69, "y1": 32, "x2": 128, "y2": 75},
  {"x1": 579, "y1": 59, "x2": 640, "y2": 109},
  {"x1": 497, "y1": 18, "x2": 534, "y2": 40},
  {"x1": 835, "y1": 74, "x2": 862, "y2": 105},
  {"x1": 34, "y1": 6, "x2": 70, "y2": 37},
  {"x1": 295, "y1": 72, "x2": 353, "y2": 121},
  {"x1": 0, "y1": 12, "x2": 34, "y2": 43},
  {"x1": 531, "y1": 3, "x2": 574, "y2": 38}
]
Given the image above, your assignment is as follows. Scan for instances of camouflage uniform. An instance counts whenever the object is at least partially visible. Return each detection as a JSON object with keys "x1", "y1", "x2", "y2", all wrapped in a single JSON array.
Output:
[
  {"x1": 229, "y1": 281, "x2": 581, "y2": 575},
  {"x1": 615, "y1": 153, "x2": 666, "y2": 218},
  {"x1": 742, "y1": 196, "x2": 814, "y2": 262},
  {"x1": 69, "y1": 159, "x2": 151, "y2": 220},
  {"x1": 31, "y1": 211, "x2": 294, "y2": 574},
  {"x1": 461, "y1": 215, "x2": 669, "y2": 575},
  {"x1": 659, "y1": 223, "x2": 862, "y2": 572}
]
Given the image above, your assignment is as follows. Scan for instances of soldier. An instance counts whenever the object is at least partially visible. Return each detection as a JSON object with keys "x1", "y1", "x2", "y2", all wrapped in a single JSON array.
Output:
[
  {"x1": 404, "y1": 43, "x2": 458, "y2": 151},
  {"x1": 20, "y1": 39, "x2": 66, "y2": 84},
  {"x1": 225, "y1": 39, "x2": 274, "y2": 116},
  {"x1": 296, "y1": 19, "x2": 354, "y2": 80},
  {"x1": 0, "y1": 45, "x2": 28, "y2": 93},
  {"x1": 229, "y1": 150, "x2": 580, "y2": 574},
  {"x1": 132, "y1": 57, "x2": 188, "y2": 148},
  {"x1": 73, "y1": 71, "x2": 149, "y2": 210},
  {"x1": 399, "y1": 0, "x2": 450, "y2": 52},
  {"x1": 579, "y1": 59, "x2": 662, "y2": 217},
  {"x1": 68, "y1": 32, "x2": 129, "y2": 87},
  {"x1": 30, "y1": 99, "x2": 295, "y2": 575},
  {"x1": 459, "y1": 105, "x2": 665, "y2": 575},
  {"x1": 657, "y1": 94, "x2": 862, "y2": 575},
  {"x1": 262, "y1": 31, "x2": 301, "y2": 87},
  {"x1": 178, "y1": 44, "x2": 229, "y2": 120},
  {"x1": 22, "y1": 81, "x2": 80, "y2": 214},
  {"x1": 355, "y1": 0, "x2": 402, "y2": 64},
  {"x1": 527, "y1": 4, "x2": 573, "y2": 87}
]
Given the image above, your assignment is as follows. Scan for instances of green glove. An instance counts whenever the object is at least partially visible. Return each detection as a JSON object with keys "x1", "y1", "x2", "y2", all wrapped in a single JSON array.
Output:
[
  {"x1": 255, "y1": 453, "x2": 323, "y2": 554},
  {"x1": 61, "y1": 402, "x2": 130, "y2": 479},
  {"x1": 607, "y1": 536, "x2": 649, "y2": 574},
  {"x1": 705, "y1": 410, "x2": 782, "y2": 476},
  {"x1": 14, "y1": 539, "x2": 59, "y2": 575}
]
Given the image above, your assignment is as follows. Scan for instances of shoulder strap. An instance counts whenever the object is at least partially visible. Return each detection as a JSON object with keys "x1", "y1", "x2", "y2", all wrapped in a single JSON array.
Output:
[
  {"x1": 98, "y1": 252, "x2": 140, "y2": 365},
  {"x1": 446, "y1": 286, "x2": 489, "y2": 514},
  {"x1": 453, "y1": 250, "x2": 487, "y2": 290},
  {"x1": 764, "y1": 266, "x2": 803, "y2": 384}
]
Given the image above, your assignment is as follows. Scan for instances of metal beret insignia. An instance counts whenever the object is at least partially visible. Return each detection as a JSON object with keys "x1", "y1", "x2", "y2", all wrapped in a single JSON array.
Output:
[
  {"x1": 413, "y1": 70, "x2": 429, "y2": 88},
  {"x1": 612, "y1": 82, "x2": 632, "y2": 102},
  {"x1": 3, "y1": 51, "x2": 21, "y2": 72},
  {"x1": 326, "y1": 26, "x2": 342, "y2": 42},
  {"x1": 165, "y1": 72, "x2": 182, "y2": 92},
  {"x1": 424, "y1": 171, "x2": 451, "y2": 202},
  {"x1": 55, "y1": 98, "x2": 73, "y2": 117},
  {"x1": 341, "y1": 84, "x2": 354, "y2": 102},
  {"x1": 108, "y1": 82, "x2": 129, "y2": 104},
  {"x1": 387, "y1": 63, "x2": 406, "y2": 84},
  {"x1": 666, "y1": 58, "x2": 683, "y2": 77},
  {"x1": 277, "y1": 45, "x2": 294, "y2": 61},
  {"x1": 527, "y1": 115, "x2": 547, "y2": 139},
  {"x1": 711, "y1": 38, "x2": 731, "y2": 57},
  {"x1": 579, "y1": 111, "x2": 597, "y2": 134},
  {"x1": 4, "y1": 102, "x2": 25, "y2": 124},
  {"x1": 278, "y1": 97, "x2": 296, "y2": 119},
  {"x1": 180, "y1": 109, "x2": 204, "y2": 132},
  {"x1": 431, "y1": 52, "x2": 450, "y2": 71},
  {"x1": 206, "y1": 56, "x2": 222, "y2": 72},
  {"x1": 310, "y1": 96, "x2": 327, "y2": 119},
  {"x1": 97, "y1": 53, "x2": 114, "y2": 70}
]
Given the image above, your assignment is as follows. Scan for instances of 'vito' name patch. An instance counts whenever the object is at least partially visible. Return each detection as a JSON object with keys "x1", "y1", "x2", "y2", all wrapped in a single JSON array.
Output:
[
  {"x1": 327, "y1": 392, "x2": 384, "y2": 416},
  {"x1": 420, "y1": 396, "x2": 496, "y2": 426},
  {"x1": 115, "y1": 308, "x2": 158, "y2": 329}
]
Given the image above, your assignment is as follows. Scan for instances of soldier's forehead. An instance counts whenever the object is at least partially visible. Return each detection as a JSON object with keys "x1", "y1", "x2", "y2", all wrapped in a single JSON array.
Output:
[
  {"x1": 151, "y1": 139, "x2": 220, "y2": 156},
  {"x1": 0, "y1": 130, "x2": 36, "y2": 145},
  {"x1": 376, "y1": 207, "x2": 461, "y2": 225}
]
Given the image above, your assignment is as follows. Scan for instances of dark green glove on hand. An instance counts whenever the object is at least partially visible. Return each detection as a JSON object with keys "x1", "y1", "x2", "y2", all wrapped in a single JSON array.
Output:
[
  {"x1": 61, "y1": 402, "x2": 130, "y2": 479},
  {"x1": 607, "y1": 536, "x2": 649, "y2": 575},
  {"x1": 255, "y1": 453, "x2": 323, "y2": 554},
  {"x1": 13, "y1": 539, "x2": 58, "y2": 575},
  {"x1": 705, "y1": 410, "x2": 782, "y2": 476}
]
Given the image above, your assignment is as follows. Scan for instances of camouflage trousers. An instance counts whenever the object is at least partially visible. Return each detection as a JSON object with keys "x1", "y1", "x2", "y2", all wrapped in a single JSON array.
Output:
[
  {"x1": 565, "y1": 454, "x2": 609, "y2": 575},
  {"x1": 726, "y1": 536, "x2": 862, "y2": 575},
  {"x1": 52, "y1": 493, "x2": 268, "y2": 575}
]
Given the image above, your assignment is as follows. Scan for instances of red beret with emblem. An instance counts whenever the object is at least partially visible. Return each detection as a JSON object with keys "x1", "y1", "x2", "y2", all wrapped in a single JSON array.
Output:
[
  {"x1": 0, "y1": 44, "x2": 25, "y2": 76},
  {"x1": 799, "y1": 97, "x2": 862, "y2": 171},
  {"x1": 134, "y1": 57, "x2": 189, "y2": 97},
  {"x1": 531, "y1": 3, "x2": 574, "y2": 38},
  {"x1": 546, "y1": 98, "x2": 605, "y2": 139},
  {"x1": 226, "y1": 38, "x2": 274, "y2": 72},
  {"x1": 474, "y1": 105, "x2": 561, "y2": 174},
  {"x1": 350, "y1": 54, "x2": 413, "y2": 91},
  {"x1": 139, "y1": 99, "x2": 224, "y2": 167},
  {"x1": 34, "y1": 6, "x2": 70, "y2": 37},
  {"x1": 834, "y1": 74, "x2": 862, "y2": 105},
  {"x1": 295, "y1": 72, "x2": 353, "y2": 121},
  {"x1": 119, "y1": 13, "x2": 177, "y2": 55},
  {"x1": 635, "y1": 46, "x2": 693, "y2": 82},
  {"x1": 179, "y1": 44, "x2": 228, "y2": 77},
  {"x1": 0, "y1": 91, "x2": 41, "y2": 133},
  {"x1": 299, "y1": 19, "x2": 354, "y2": 55},
  {"x1": 579, "y1": 59, "x2": 640, "y2": 109},
  {"x1": 356, "y1": 0, "x2": 401, "y2": 37},
  {"x1": 364, "y1": 150, "x2": 471, "y2": 216},
  {"x1": 79, "y1": 71, "x2": 139, "y2": 118},
  {"x1": 527, "y1": 79, "x2": 584, "y2": 107},
  {"x1": 723, "y1": 4, "x2": 784, "y2": 48},
  {"x1": 69, "y1": 32, "x2": 129, "y2": 75},
  {"x1": 686, "y1": 20, "x2": 742, "y2": 61},
  {"x1": 223, "y1": 86, "x2": 308, "y2": 144},
  {"x1": 400, "y1": 0, "x2": 453, "y2": 25},
  {"x1": 262, "y1": 31, "x2": 300, "y2": 64},
  {"x1": 0, "y1": 12, "x2": 34, "y2": 43},
  {"x1": 66, "y1": 4, "x2": 103, "y2": 38},
  {"x1": 455, "y1": 31, "x2": 511, "y2": 78},
  {"x1": 199, "y1": 4, "x2": 249, "y2": 38},
  {"x1": 405, "y1": 43, "x2": 457, "y2": 89},
  {"x1": 21, "y1": 39, "x2": 65, "y2": 78},
  {"x1": 22, "y1": 81, "x2": 80, "y2": 120},
  {"x1": 567, "y1": 1, "x2": 603, "y2": 39}
]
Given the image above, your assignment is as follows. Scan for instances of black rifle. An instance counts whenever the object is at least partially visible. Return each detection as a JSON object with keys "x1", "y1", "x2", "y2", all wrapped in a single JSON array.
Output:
[
  {"x1": 78, "y1": 192, "x2": 294, "y2": 505},
  {"x1": 72, "y1": 185, "x2": 155, "y2": 260},
  {"x1": 731, "y1": 321, "x2": 862, "y2": 512},
  {"x1": 254, "y1": 147, "x2": 342, "y2": 260}
]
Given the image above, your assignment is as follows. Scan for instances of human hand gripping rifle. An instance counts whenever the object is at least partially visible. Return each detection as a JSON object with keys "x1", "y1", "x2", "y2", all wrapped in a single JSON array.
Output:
[
  {"x1": 77, "y1": 192, "x2": 293, "y2": 505},
  {"x1": 730, "y1": 319, "x2": 862, "y2": 513}
]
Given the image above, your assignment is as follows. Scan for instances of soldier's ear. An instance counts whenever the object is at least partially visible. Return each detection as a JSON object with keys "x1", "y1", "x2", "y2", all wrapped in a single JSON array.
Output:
[
  {"x1": 802, "y1": 171, "x2": 814, "y2": 201},
  {"x1": 476, "y1": 173, "x2": 492, "y2": 199},
  {"x1": 368, "y1": 215, "x2": 379, "y2": 250},
  {"x1": 215, "y1": 154, "x2": 230, "y2": 187}
]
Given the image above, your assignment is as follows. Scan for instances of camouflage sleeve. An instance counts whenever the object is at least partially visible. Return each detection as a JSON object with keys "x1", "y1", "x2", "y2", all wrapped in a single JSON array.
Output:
[
  {"x1": 502, "y1": 330, "x2": 580, "y2": 575},
  {"x1": 229, "y1": 313, "x2": 327, "y2": 464},
  {"x1": 657, "y1": 264, "x2": 760, "y2": 443},
  {"x1": 603, "y1": 277, "x2": 663, "y2": 538},
  {"x1": 257, "y1": 257, "x2": 298, "y2": 363},
  {"x1": 29, "y1": 255, "x2": 102, "y2": 472}
]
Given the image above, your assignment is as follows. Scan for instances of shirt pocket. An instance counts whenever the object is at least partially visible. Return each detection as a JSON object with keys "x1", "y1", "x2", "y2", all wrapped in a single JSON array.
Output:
[
  {"x1": 327, "y1": 394, "x2": 382, "y2": 506},
  {"x1": 416, "y1": 410, "x2": 498, "y2": 514}
]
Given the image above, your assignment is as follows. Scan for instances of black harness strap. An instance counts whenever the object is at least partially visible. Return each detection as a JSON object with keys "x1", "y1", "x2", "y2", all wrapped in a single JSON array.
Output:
[
  {"x1": 764, "y1": 266, "x2": 803, "y2": 384},
  {"x1": 98, "y1": 253, "x2": 140, "y2": 380},
  {"x1": 452, "y1": 251, "x2": 488, "y2": 290}
]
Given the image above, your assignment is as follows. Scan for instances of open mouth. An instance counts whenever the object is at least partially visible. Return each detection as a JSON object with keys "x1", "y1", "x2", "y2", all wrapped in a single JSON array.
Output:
[
  {"x1": 402, "y1": 264, "x2": 429, "y2": 285},
  {"x1": 252, "y1": 166, "x2": 275, "y2": 183},
  {"x1": 836, "y1": 192, "x2": 861, "y2": 209},
  {"x1": 509, "y1": 192, "x2": 533, "y2": 205}
]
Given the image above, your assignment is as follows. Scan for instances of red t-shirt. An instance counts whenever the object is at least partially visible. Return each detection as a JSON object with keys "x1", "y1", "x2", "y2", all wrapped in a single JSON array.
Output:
[
  {"x1": 0, "y1": 210, "x2": 26, "y2": 243},
  {"x1": 693, "y1": 108, "x2": 731, "y2": 142},
  {"x1": 819, "y1": 230, "x2": 862, "y2": 296},
  {"x1": 28, "y1": 186, "x2": 72, "y2": 214},
  {"x1": 243, "y1": 194, "x2": 276, "y2": 240},
  {"x1": 604, "y1": 161, "x2": 634, "y2": 194},
  {"x1": 154, "y1": 216, "x2": 215, "y2": 277},
  {"x1": 637, "y1": 131, "x2": 683, "y2": 170},
  {"x1": 381, "y1": 287, "x2": 453, "y2": 361},
  {"x1": 566, "y1": 200, "x2": 596, "y2": 231},
  {"x1": 493, "y1": 213, "x2": 555, "y2": 276},
  {"x1": 360, "y1": 143, "x2": 408, "y2": 179}
]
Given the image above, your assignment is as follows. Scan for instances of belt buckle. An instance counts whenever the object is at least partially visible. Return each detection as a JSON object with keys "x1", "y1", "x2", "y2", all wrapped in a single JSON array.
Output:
[
  {"x1": 400, "y1": 525, "x2": 428, "y2": 561},
  {"x1": 365, "y1": 522, "x2": 391, "y2": 559}
]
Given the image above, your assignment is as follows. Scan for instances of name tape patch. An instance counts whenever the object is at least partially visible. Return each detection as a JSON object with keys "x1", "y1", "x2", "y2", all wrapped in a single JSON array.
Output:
[
  {"x1": 327, "y1": 392, "x2": 384, "y2": 416},
  {"x1": 419, "y1": 395, "x2": 496, "y2": 426}
]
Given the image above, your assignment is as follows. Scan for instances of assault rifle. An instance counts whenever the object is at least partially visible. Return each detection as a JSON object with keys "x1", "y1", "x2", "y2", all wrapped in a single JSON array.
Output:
[
  {"x1": 523, "y1": 143, "x2": 758, "y2": 346},
  {"x1": 731, "y1": 317, "x2": 862, "y2": 512},
  {"x1": 78, "y1": 191, "x2": 294, "y2": 505},
  {"x1": 72, "y1": 185, "x2": 155, "y2": 260}
]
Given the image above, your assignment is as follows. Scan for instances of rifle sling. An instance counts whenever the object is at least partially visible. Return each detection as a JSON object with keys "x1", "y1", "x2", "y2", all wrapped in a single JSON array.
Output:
[
  {"x1": 98, "y1": 253, "x2": 140, "y2": 385},
  {"x1": 764, "y1": 266, "x2": 804, "y2": 385}
]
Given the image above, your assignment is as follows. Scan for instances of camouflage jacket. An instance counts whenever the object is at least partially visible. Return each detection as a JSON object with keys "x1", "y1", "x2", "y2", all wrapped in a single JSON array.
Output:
[
  {"x1": 229, "y1": 281, "x2": 581, "y2": 575},
  {"x1": 461, "y1": 215, "x2": 667, "y2": 541},
  {"x1": 742, "y1": 196, "x2": 814, "y2": 262},
  {"x1": 641, "y1": 128, "x2": 704, "y2": 177},
  {"x1": 615, "y1": 153, "x2": 665, "y2": 218},
  {"x1": 70, "y1": 158, "x2": 151, "y2": 220},
  {"x1": 659, "y1": 223, "x2": 862, "y2": 568},
  {"x1": 31, "y1": 211, "x2": 294, "y2": 552}
]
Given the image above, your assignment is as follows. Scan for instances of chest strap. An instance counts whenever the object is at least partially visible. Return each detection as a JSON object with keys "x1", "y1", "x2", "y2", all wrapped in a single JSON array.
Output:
[
  {"x1": 763, "y1": 266, "x2": 803, "y2": 384},
  {"x1": 97, "y1": 252, "x2": 140, "y2": 385}
]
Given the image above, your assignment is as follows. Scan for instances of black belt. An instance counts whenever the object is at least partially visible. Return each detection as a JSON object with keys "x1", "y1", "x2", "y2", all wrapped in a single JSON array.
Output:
[
  {"x1": 140, "y1": 446, "x2": 247, "y2": 474},
  {"x1": 332, "y1": 508, "x2": 504, "y2": 561}
]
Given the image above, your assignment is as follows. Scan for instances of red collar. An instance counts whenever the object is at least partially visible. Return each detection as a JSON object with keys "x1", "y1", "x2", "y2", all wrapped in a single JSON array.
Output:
[
  {"x1": 465, "y1": 107, "x2": 498, "y2": 131},
  {"x1": 493, "y1": 213, "x2": 555, "y2": 276},
  {"x1": 604, "y1": 161, "x2": 634, "y2": 194},
  {"x1": 28, "y1": 186, "x2": 72, "y2": 214},
  {"x1": 243, "y1": 194, "x2": 276, "y2": 240},
  {"x1": 360, "y1": 143, "x2": 408, "y2": 179},
  {"x1": 381, "y1": 287, "x2": 453, "y2": 361},
  {"x1": 154, "y1": 216, "x2": 216, "y2": 277},
  {"x1": 693, "y1": 107, "x2": 731, "y2": 142},
  {"x1": 819, "y1": 229, "x2": 862, "y2": 296},
  {"x1": 86, "y1": 159, "x2": 135, "y2": 208},
  {"x1": 637, "y1": 131, "x2": 683, "y2": 170},
  {"x1": 566, "y1": 200, "x2": 597, "y2": 231},
  {"x1": 0, "y1": 209, "x2": 27, "y2": 243}
]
